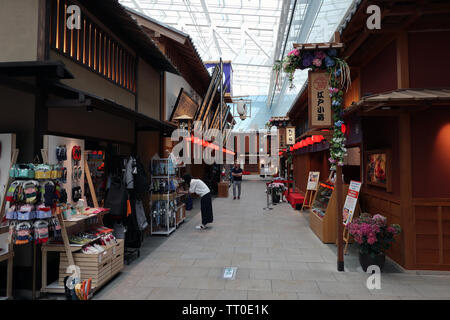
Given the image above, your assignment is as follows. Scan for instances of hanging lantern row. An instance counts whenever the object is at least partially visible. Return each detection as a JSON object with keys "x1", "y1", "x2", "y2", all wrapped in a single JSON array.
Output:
[
  {"x1": 288, "y1": 135, "x2": 326, "y2": 152},
  {"x1": 185, "y1": 136, "x2": 236, "y2": 155}
]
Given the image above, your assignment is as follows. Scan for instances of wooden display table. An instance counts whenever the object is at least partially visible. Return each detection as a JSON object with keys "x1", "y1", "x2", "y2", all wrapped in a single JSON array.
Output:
[
  {"x1": 217, "y1": 182, "x2": 229, "y2": 198},
  {"x1": 309, "y1": 183, "x2": 349, "y2": 244}
]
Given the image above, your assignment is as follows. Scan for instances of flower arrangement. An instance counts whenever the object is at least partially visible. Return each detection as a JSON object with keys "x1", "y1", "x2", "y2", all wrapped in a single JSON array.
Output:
[
  {"x1": 348, "y1": 213, "x2": 401, "y2": 256},
  {"x1": 273, "y1": 47, "x2": 351, "y2": 169}
]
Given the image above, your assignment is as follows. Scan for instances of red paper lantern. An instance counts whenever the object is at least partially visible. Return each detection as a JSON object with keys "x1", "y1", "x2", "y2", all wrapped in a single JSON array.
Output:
[
  {"x1": 341, "y1": 123, "x2": 347, "y2": 134},
  {"x1": 305, "y1": 137, "x2": 313, "y2": 145}
]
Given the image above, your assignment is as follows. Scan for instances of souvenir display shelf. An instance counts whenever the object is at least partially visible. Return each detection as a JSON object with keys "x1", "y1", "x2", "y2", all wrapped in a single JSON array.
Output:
[
  {"x1": 0, "y1": 137, "x2": 17, "y2": 299},
  {"x1": 309, "y1": 182, "x2": 349, "y2": 244},
  {"x1": 40, "y1": 150, "x2": 124, "y2": 295},
  {"x1": 150, "y1": 158, "x2": 179, "y2": 236}
]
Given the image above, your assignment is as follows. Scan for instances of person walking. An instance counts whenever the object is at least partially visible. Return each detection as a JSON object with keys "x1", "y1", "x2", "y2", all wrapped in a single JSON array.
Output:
[
  {"x1": 231, "y1": 162, "x2": 243, "y2": 200},
  {"x1": 178, "y1": 174, "x2": 213, "y2": 230}
]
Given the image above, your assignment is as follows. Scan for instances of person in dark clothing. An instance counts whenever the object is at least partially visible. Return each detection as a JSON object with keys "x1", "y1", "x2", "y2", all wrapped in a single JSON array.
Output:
[
  {"x1": 178, "y1": 174, "x2": 213, "y2": 230},
  {"x1": 231, "y1": 162, "x2": 243, "y2": 200}
]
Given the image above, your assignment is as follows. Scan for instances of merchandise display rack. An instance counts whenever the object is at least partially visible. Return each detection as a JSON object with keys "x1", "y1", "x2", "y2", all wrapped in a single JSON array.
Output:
[
  {"x1": 0, "y1": 146, "x2": 19, "y2": 299},
  {"x1": 150, "y1": 158, "x2": 178, "y2": 236},
  {"x1": 39, "y1": 149, "x2": 124, "y2": 295}
]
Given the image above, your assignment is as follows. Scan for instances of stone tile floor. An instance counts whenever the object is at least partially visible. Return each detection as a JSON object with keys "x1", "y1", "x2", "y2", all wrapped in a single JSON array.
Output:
[{"x1": 94, "y1": 179, "x2": 450, "y2": 300}]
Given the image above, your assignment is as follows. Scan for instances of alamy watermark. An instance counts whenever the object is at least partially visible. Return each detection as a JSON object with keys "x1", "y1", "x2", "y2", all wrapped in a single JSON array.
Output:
[
  {"x1": 366, "y1": 265, "x2": 381, "y2": 290},
  {"x1": 366, "y1": 5, "x2": 381, "y2": 30},
  {"x1": 171, "y1": 121, "x2": 280, "y2": 166}
]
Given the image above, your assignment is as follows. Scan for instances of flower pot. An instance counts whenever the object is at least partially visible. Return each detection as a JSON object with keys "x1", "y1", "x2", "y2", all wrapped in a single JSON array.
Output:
[{"x1": 358, "y1": 252, "x2": 385, "y2": 272}]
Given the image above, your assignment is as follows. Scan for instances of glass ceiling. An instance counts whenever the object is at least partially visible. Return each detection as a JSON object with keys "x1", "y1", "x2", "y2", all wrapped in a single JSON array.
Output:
[
  {"x1": 120, "y1": 0, "x2": 284, "y2": 96},
  {"x1": 120, "y1": 0, "x2": 353, "y2": 129}
]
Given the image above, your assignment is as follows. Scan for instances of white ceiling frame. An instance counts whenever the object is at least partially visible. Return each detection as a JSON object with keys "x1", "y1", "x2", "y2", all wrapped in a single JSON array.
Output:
[{"x1": 242, "y1": 25, "x2": 271, "y2": 59}]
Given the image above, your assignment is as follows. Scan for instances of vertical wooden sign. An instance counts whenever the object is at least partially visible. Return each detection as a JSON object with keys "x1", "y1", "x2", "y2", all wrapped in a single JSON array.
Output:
[
  {"x1": 286, "y1": 127, "x2": 296, "y2": 145},
  {"x1": 309, "y1": 70, "x2": 332, "y2": 128}
]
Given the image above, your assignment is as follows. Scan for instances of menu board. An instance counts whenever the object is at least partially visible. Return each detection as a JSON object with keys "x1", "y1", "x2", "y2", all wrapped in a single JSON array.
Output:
[
  {"x1": 311, "y1": 182, "x2": 334, "y2": 218},
  {"x1": 343, "y1": 180, "x2": 362, "y2": 225},
  {"x1": 306, "y1": 172, "x2": 320, "y2": 191}
]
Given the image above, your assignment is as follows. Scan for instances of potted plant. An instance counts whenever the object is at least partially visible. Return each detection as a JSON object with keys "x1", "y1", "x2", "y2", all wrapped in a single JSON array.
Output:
[{"x1": 347, "y1": 213, "x2": 401, "y2": 272}]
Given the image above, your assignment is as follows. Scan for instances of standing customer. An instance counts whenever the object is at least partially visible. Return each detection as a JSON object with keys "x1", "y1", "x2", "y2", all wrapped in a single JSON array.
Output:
[
  {"x1": 178, "y1": 174, "x2": 213, "y2": 230},
  {"x1": 231, "y1": 162, "x2": 243, "y2": 200}
]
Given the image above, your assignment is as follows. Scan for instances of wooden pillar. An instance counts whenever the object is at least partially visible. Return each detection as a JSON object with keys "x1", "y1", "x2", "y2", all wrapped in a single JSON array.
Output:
[
  {"x1": 396, "y1": 31, "x2": 410, "y2": 89},
  {"x1": 399, "y1": 111, "x2": 414, "y2": 268},
  {"x1": 336, "y1": 165, "x2": 344, "y2": 271}
]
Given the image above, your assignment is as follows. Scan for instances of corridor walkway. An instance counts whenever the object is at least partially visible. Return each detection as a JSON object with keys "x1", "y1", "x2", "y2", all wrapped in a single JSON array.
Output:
[{"x1": 95, "y1": 179, "x2": 450, "y2": 300}]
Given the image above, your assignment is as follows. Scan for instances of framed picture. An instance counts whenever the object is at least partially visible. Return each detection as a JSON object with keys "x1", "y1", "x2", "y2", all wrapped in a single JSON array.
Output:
[{"x1": 364, "y1": 149, "x2": 392, "y2": 192}]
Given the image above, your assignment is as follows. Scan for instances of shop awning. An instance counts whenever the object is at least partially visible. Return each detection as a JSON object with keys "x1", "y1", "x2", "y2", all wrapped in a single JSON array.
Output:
[
  {"x1": 127, "y1": 8, "x2": 210, "y2": 97},
  {"x1": 0, "y1": 61, "x2": 74, "y2": 79},
  {"x1": 345, "y1": 88, "x2": 450, "y2": 114},
  {"x1": 48, "y1": 82, "x2": 176, "y2": 134}
]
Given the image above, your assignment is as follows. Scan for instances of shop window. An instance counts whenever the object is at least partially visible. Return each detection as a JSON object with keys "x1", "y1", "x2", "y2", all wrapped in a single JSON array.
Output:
[
  {"x1": 343, "y1": 146, "x2": 361, "y2": 183},
  {"x1": 50, "y1": 0, "x2": 136, "y2": 93}
]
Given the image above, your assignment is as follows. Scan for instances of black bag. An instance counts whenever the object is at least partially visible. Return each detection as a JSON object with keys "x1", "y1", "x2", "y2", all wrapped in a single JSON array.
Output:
[
  {"x1": 133, "y1": 158, "x2": 149, "y2": 196},
  {"x1": 105, "y1": 176, "x2": 128, "y2": 217},
  {"x1": 125, "y1": 191, "x2": 142, "y2": 248}
]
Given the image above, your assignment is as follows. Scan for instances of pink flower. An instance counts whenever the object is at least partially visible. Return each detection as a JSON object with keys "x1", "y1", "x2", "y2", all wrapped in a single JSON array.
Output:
[
  {"x1": 373, "y1": 214, "x2": 387, "y2": 225},
  {"x1": 313, "y1": 59, "x2": 322, "y2": 67},
  {"x1": 387, "y1": 226, "x2": 396, "y2": 235},
  {"x1": 288, "y1": 49, "x2": 300, "y2": 57}
]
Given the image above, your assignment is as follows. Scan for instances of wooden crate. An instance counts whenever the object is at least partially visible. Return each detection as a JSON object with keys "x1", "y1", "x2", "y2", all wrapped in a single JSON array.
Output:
[
  {"x1": 217, "y1": 182, "x2": 229, "y2": 198},
  {"x1": 58, "y1": 259, "x2": 111, "y2": 288},
  {"x1": 176, "y1": 204, "x2": 186, "y2": 225},
  {"x1": 58, "y1": 239, "x2": 124, "y2": 289}
]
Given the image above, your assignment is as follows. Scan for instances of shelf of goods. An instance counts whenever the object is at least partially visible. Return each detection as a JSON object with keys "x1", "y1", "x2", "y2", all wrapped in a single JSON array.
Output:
[
  {"x1": 150, "y1": 158, "x2": 185, "y2": 236},
  {"x1": 58, "y1": 239, "x2": 124, "y2": 290},
  {"x1": 309, "y1": 182, "x2": 349, "y2": 244},
  {"x1": 41, "y1": 208, "x2": 124, "y2": 294}
]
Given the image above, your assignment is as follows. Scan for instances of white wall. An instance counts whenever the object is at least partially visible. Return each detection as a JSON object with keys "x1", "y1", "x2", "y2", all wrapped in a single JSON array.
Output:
[
  {"x1": 44, "y1": 135, "x2": 85, "y2": 204},
  {"x1": 165, "y1": 72, "x2": 201, "y2": 121}
]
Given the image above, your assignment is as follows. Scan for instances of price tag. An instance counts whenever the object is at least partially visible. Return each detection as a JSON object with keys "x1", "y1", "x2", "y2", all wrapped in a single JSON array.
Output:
[{"x1": 113, "y1": 247, "x2": 116, "y2": 255}]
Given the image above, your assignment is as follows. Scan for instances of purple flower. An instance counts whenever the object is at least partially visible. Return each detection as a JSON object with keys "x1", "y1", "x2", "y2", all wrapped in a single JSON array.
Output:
[
  {"x1": 314, "y1": 50, "x2": 326, "y2": 60},
  {"x1": 302, "y1": 52, "x2": 314, "y2": 67}
]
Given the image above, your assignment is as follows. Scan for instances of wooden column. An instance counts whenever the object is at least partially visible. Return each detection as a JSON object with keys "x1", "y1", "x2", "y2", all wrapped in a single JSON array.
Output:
[
  {"x1": 336, "y1": 165, "x2": 344, "y2": 271},
  {"x1": 399, "y1": 111, "x2": 414, "y2": 268},
  {"x1": 396, "y1": 31, "x2": 410, "y2": 89}
]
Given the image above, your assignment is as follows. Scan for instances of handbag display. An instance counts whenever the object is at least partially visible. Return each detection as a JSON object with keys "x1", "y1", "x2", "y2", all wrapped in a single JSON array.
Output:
[
  {"x1": 135, "y1": 200, "x2": 149, "y2": 231},
  {"x1": 104, "y1": 176, "x2": 128, "y2": 217},
  {"x1": 9, "y1": 164, "x2": 35, "y2": 179}
]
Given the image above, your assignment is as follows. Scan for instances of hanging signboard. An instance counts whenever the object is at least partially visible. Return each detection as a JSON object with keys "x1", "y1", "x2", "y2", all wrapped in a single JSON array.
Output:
[
  {"x1": 306, "y1": 171, "x2": 320, "y2": 191},
  {"x1": 286, "y1": 127, "x2": 296, "y2": 145},
  {"x1": 308, "y1": 70, "x2": 332, "y2": 128},
  {"x1": 278, "y1": 128, "x2": 286, "y2": 149},
  {"x1": 343, "y1": 180, "x2": 362, "y2": 225}
]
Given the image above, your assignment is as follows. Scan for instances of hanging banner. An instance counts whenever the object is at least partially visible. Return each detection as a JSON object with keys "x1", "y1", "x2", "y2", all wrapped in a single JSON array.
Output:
[
  {"x1": 286, "y1": 127, "x2": 296, "y2": 145},
  {"x1": 306, "y1": 171, "x2": 320, "y2": 191},
  {"x1": 343, "y1": 180, "x2": 362, "y2": 226},
  {"x1": 308, "y1": 70, "x2": 332, "y2": 128}
]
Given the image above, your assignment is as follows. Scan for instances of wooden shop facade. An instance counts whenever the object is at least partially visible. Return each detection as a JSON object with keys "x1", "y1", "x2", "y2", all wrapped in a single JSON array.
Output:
[{"x1": 287, "y1": 0, "x2": 450, "y2": 271}]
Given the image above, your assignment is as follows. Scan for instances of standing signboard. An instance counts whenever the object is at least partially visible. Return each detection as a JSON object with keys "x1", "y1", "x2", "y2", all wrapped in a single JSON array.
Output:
[{"x1": 343, "y1": 180, "x2": 362, "y2": 226}]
